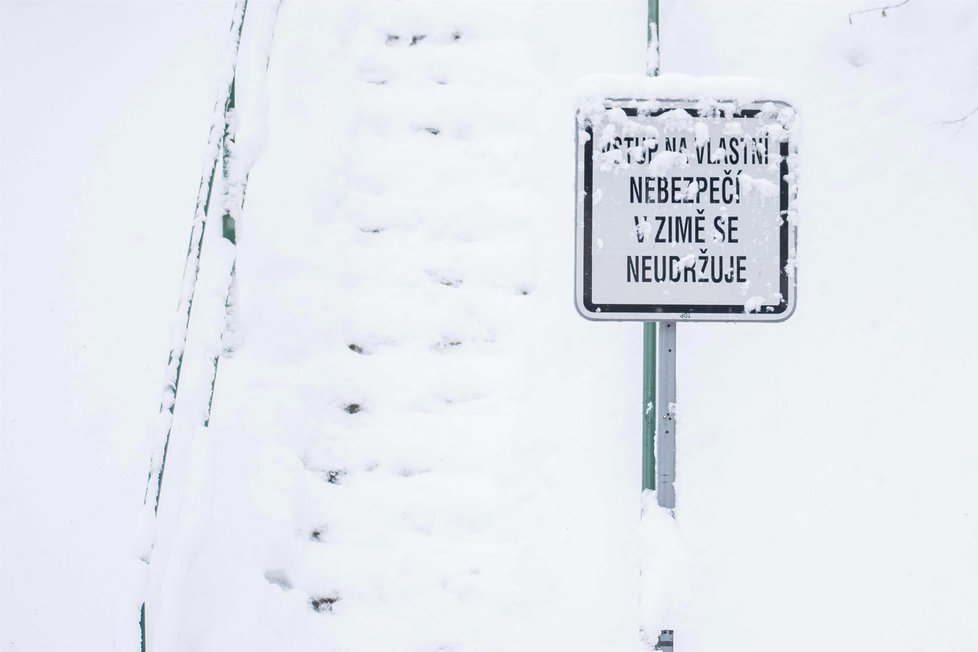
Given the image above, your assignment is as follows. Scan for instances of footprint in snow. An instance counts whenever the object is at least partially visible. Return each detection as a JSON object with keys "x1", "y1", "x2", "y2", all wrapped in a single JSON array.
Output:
[
  {"x1": 433, "y1": 275, "x2": 461, "y2": 287},
  {"x1": 385, "y1": 34, "x2": 427, "y2": 47},
  {"x1": 310, "y1": 595, "x2": 340, "y2": 613},
  {"x1": 434, "y1": 339, "x2": 462, "y2": 351},
  {"x1": 324, "y1": 469, "x2": 346, "y2": 484}
]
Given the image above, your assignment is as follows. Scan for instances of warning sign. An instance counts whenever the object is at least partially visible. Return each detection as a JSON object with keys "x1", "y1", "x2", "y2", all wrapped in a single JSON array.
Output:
[{"x1": 575, "y1": 99, "x2": 798, "y2": 322}]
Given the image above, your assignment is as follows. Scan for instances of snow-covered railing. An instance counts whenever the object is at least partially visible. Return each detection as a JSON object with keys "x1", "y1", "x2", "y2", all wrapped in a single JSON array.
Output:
[{"x1": 128, "y1": 1, "x2": 281, "y2": 649}]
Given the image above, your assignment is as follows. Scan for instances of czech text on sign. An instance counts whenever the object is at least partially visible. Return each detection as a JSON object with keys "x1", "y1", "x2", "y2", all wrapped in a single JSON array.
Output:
[{"x1": 575, "y1": 99, "x2": 798, "y2": 322}]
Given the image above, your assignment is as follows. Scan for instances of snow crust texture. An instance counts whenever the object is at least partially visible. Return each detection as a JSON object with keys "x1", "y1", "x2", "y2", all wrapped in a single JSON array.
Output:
[{"x1": 4, "y1": 2, "x2": 977, "y2": 652}]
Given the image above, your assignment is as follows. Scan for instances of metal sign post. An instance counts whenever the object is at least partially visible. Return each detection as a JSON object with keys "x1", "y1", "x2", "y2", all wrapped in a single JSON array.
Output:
[
  {"x1": 641, "y1": 322, "x2": 657, "y2": 492},
  {"x1": 646, "y1": 7, "x2": 675, "y2": 649},
  {"x1": 655, "y1": 321, "x2": 676, "y2": 508},
  {"x1": 642, "y1": 0, "x2": 676, "y2": 511},
  {"x1": 641, "y1": 1, "x2": 661, "y2": 500}
]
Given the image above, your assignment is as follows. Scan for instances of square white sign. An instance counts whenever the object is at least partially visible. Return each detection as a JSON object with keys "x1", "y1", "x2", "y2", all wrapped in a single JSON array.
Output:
[{"x1": 575, "y1": 99, "x2": 798, "y2": 322}]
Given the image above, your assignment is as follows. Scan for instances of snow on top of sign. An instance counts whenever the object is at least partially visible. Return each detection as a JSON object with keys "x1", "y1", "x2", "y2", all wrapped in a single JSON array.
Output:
[
  {"x1": 575, "y1": 73, "x2": 793, "y2": 106},
  {"x1": 579, "y1": 93, "x2": 799, "y2": 182}
]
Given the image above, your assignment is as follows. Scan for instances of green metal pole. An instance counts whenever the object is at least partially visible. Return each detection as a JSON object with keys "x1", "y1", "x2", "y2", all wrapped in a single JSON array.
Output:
[
  {"x1": 642, "y1": 322, "x2": 657, "y2": 490},
  {"x1": 647, "y1": 0, "x2": 660, "y2": 77},
  {"x1": 642, "y1": 0, "x2": 660, "y2": 492}
]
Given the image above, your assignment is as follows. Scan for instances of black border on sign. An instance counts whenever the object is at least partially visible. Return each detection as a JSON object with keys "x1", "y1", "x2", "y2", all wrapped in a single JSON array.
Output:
[{"x1": 581, "y1": 106, "x2": 791, "y2": 316}]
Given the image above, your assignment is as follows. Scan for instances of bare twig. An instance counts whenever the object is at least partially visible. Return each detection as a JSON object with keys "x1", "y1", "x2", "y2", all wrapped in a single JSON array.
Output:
[
  {"x1": 934, "y1": 107, "x2": 978, "y2": 134},
  {"x1": 849, "y1": 0, "x2": 911, "y2": 25}
]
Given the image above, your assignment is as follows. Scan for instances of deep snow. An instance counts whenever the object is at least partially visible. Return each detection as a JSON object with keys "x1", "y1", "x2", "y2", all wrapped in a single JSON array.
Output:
[{"x1": 2, "y1": 2, "x2": 977, "y2": 651}]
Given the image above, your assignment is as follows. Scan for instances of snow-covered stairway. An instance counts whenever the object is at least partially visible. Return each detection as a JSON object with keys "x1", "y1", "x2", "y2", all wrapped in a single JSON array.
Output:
[{"x1": 146, "y1": 4, "x2": 648, "y2": 651}]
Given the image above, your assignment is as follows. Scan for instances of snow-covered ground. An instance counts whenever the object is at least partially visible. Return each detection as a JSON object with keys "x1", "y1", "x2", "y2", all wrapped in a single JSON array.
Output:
[
  {"x1": 1, "y1": 3, "x2": 228, "y2": 650},
  {"x1": 2, "y1": 2, "x2": 977, "y2": 651}
]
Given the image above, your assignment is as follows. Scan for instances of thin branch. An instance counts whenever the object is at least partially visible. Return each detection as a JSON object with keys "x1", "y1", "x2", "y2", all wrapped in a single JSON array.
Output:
[
  {"x1": 934, "y1": 107, "x2": 978, "y2": 134},
  {"x1": 849, "y1": 0, "x2": 911, "y2": 25}
]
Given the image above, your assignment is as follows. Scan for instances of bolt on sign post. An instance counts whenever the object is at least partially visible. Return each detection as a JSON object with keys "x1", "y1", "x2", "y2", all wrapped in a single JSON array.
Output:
[{"x1": 574, "y1": 83, "x2": 799, "y2": 508}]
